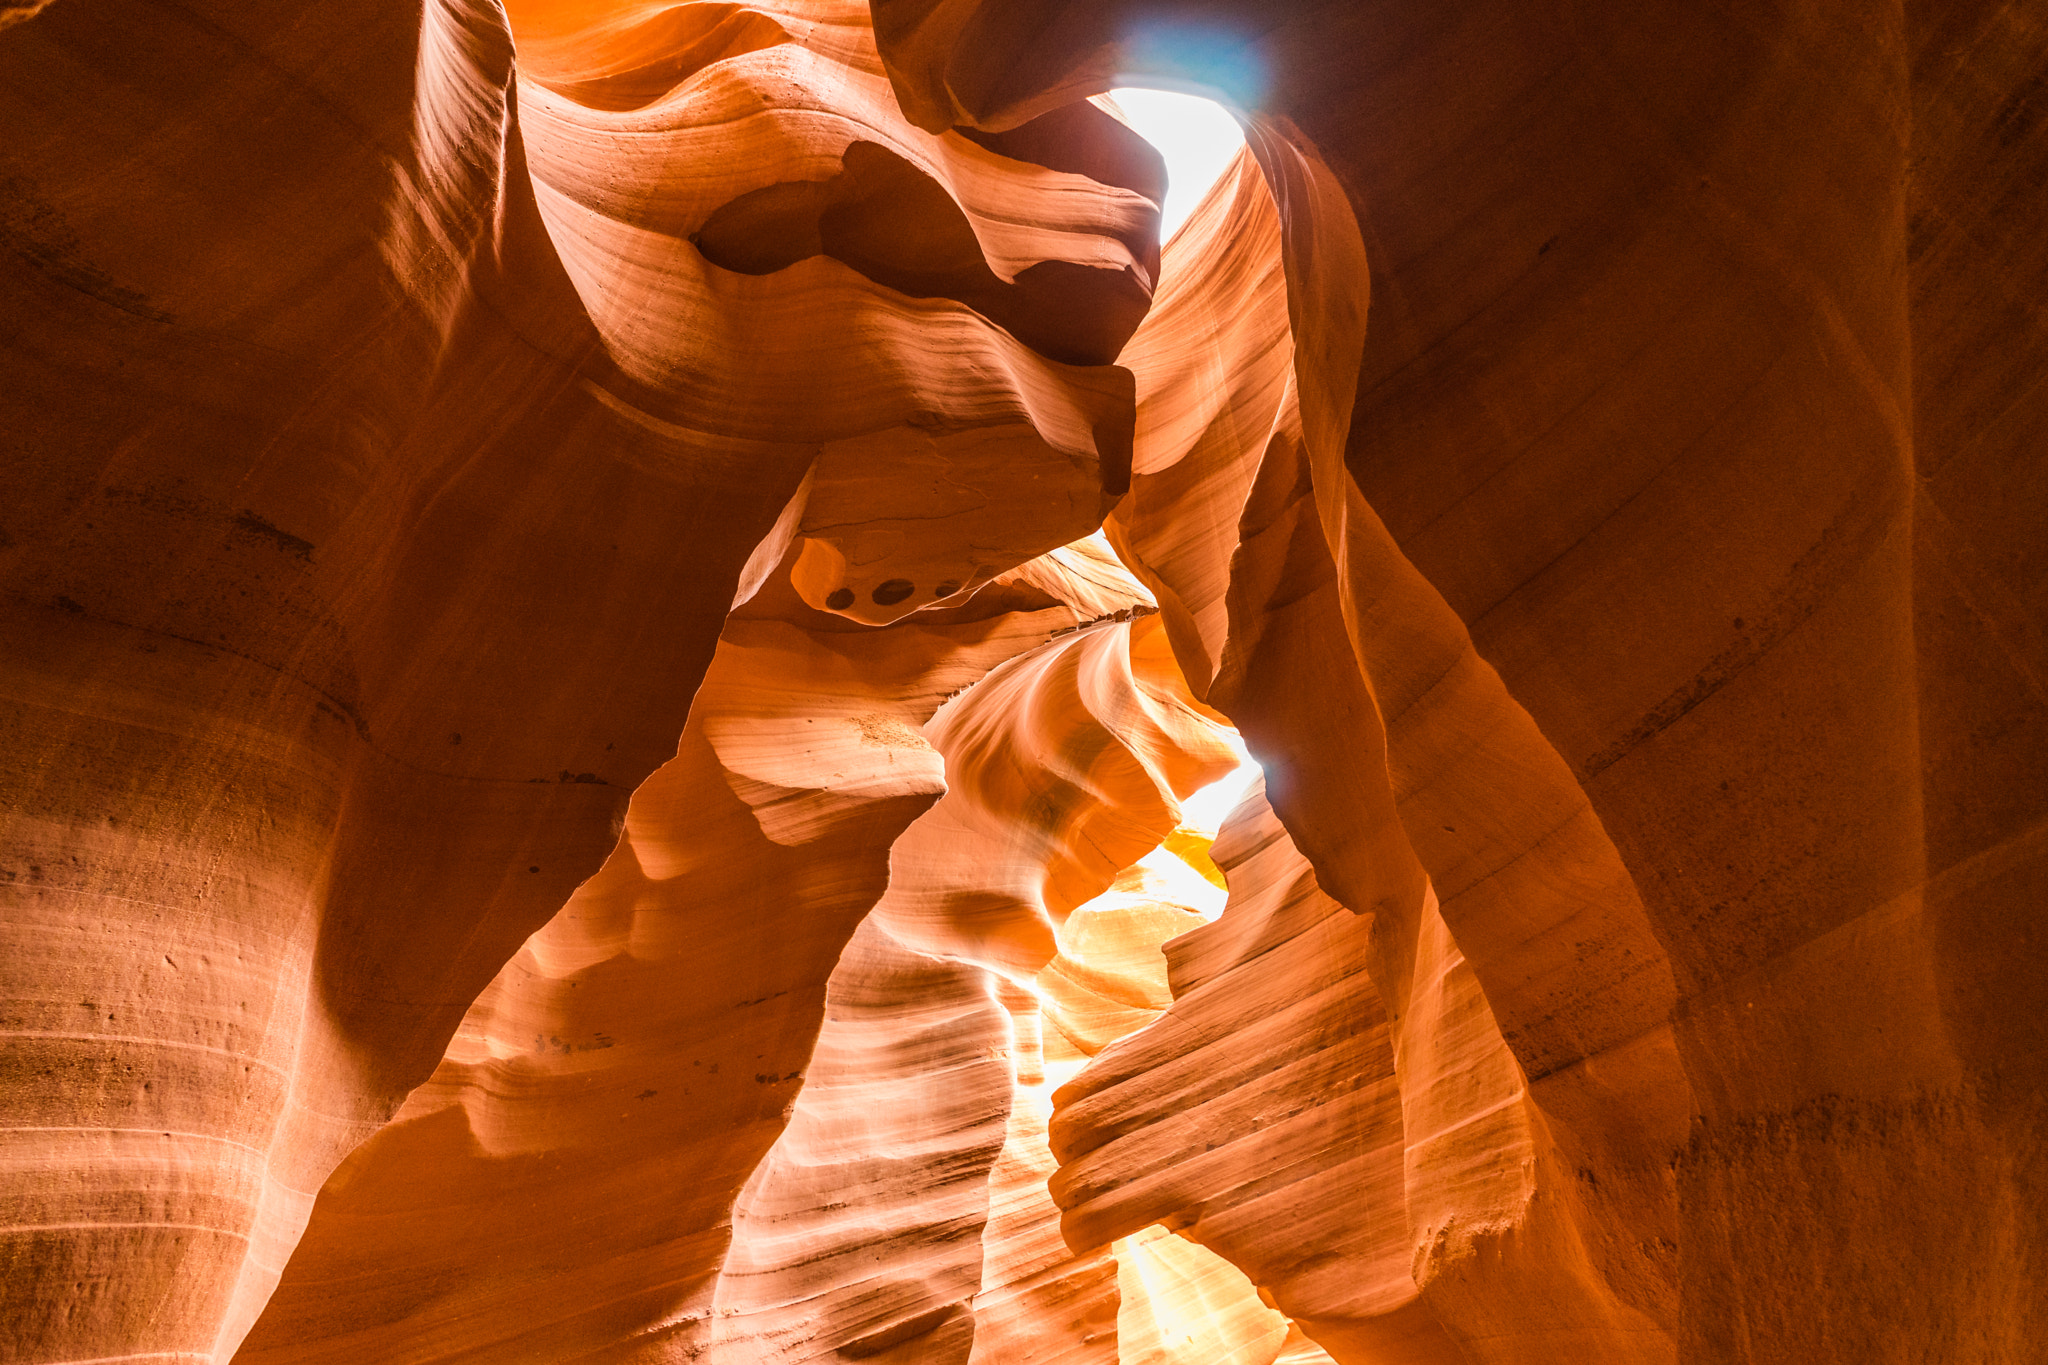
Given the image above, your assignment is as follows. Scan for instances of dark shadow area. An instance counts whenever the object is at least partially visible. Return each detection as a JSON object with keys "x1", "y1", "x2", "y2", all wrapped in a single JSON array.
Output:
[{"x1": 694, "y1": 135, "x2": 1156, "y2": 367}]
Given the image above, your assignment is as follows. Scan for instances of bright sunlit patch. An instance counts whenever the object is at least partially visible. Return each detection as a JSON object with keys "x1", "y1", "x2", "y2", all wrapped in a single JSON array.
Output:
[
  {"x1": 1176, "y1": 732, "x2": 1262, "y2": 838},
  {"x1": 1107, "y1": 87, "x2": 1246, "y2": 241},
  {"x1": 1133, "y1": 844, "x2": 1228, "y2": 919}
]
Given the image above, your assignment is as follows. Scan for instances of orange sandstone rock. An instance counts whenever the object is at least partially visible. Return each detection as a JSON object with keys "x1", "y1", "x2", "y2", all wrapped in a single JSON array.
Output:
[
  {"x1": 0, "y1": 0, "x2": 1154, "y2": 1354},
  {"x1": 2, "y1": 0, "x2": 2043, "y2": 1360}
]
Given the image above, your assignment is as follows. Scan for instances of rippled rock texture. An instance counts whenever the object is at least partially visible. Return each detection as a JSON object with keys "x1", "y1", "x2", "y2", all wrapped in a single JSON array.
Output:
[{"x1": 3, "y1": 0, "x2": 2043, "y2": 1361}]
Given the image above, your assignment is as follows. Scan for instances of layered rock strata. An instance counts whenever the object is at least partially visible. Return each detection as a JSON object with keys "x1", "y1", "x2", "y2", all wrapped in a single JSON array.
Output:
[
  {"x1": 869, "y1": 0, "x2": 2047, "y2": 1359},
  {"x1": 1, "y1": 0, "x2": 1157, "y2": 1355},
  {"x1": 2, "y1": 0, "x2": 2043, "y2": 1360},
  {"x1": 703, "y1": 604, "x2": 1243, "y2": 1364},
  {"x1": 234, "y1": 563, "x2": 1078, "y2": 1361}
]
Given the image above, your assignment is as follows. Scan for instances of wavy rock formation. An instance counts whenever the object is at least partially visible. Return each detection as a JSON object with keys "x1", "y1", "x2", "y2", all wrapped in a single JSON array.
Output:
[
  {"x1": 0, "y1": 0, "x2": 1154, "y2": 1352},
  {"x1": 4, "y1": 0, "x2": 2044, "y2": 1360},
  {"x1": 1075, "y1": 138, "x2": 1677, "y2": 1364},
  {"x1": 1052, "y1": 781, "x2": 1434, "y2": 1359},
  {"x1": 872, "y1": 2, "x2": 2046, "y2": 1361},
  {"x1": 704, "y1": 608, "x2": 1240, "y2": 1364},
  {"x1": 234, "y1": 565, "x2": 1077, "y2": 1361}
]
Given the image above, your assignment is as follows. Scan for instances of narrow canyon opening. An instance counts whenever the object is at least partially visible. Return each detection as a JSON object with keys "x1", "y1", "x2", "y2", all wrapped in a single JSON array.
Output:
[
  {"x1": 235, "y1": 58, "x2": 1384, "y2": 1362},
  {"x1": 1104, "y1": 89, "x2": 1248, "y2": 243},
  {"x1": 7, "y1": 0, "x2": 2040, "y2": 1362}
]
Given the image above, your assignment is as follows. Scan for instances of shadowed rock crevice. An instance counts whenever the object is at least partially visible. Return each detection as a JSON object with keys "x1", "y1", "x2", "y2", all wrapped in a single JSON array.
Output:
[
  {"x1": 694, "y1": 138, "x2": 1156, "y2": 366},
  {"x1": 2, "y1": 0, "x2": 2043, "y2": 1360}
]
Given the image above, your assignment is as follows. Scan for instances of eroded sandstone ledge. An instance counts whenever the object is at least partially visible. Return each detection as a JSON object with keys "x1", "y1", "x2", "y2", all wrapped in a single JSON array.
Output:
[{"x1": 2, "y1": 0, "x2": 2043, "y2": 1361}]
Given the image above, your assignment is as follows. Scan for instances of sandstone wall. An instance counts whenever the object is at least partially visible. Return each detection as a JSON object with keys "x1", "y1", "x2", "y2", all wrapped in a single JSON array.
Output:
[{"x1": 3, "y1": 0, "x2": 2042, "y2": 1360}]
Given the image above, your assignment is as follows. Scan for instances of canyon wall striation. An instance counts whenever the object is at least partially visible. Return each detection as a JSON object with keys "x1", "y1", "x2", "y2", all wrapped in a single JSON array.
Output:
[{"x1": 2, "y1": 0, "x2": 2042, "y2": 1361}]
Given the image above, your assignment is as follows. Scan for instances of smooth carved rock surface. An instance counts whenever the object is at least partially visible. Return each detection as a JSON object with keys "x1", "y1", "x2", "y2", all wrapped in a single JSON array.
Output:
[
  {"x1": 234, "y1": 565, "x2": 1078, "y2": 1361},
  {"x1": 0, "y1": 0, "x2": 1151, "y2": 1352},
  {"x1": 4, "y1": 0, "x2": 2045, "y2": 1360},
  {"x1": 873, "y1": 0, "x2": 2044, "y2": 1359},
  {"x1": 242, "y1": 557, "x2": 1270, "y2": 1361},
  {"x1": 704, "y1": 605, "x2": 1240, "y2": 1365},
  {"x1": 1083, "y1": 141, "x2": 1680, "y2": 1363},
  {"x1": 1052, "y1": 782, "x2": 1426, "y2": 1350}
]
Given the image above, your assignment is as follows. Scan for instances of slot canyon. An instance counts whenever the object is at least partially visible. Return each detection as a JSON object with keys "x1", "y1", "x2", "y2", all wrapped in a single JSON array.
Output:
[{"x1": 1, "y1": 0, "x2": 2044, "y2": 1360}]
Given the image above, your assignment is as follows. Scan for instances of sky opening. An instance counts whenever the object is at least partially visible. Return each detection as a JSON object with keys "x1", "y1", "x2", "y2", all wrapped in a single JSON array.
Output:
[
  {"x1": 1107, "y1": 87, "x2": 1246, "y2": 241},
  {"x1": 1178, "y1": 731, "x2": 1262, "y2": 838}
]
